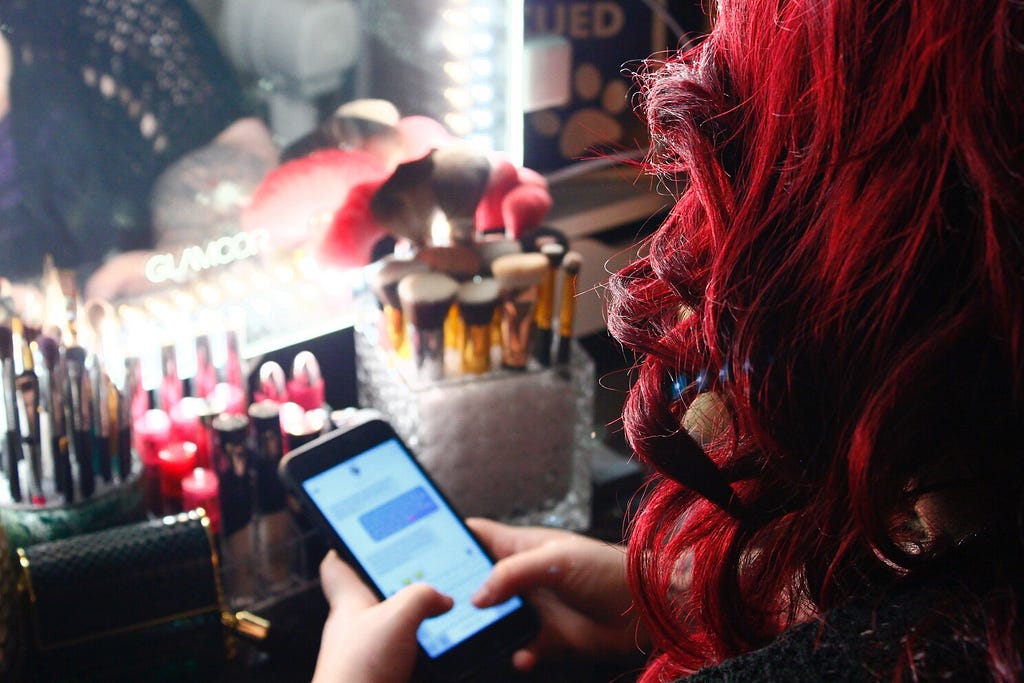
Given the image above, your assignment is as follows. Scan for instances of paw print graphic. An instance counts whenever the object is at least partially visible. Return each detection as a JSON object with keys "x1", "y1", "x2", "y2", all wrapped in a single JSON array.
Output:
[{"x1": 528, "y1": 61, "x2": 631, "y2": 160}]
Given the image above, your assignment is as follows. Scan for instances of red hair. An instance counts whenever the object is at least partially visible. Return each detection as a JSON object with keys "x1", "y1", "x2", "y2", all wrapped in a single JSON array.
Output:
[{"x1": 608, "y1": 0, "x2": 1024, "y2": 679}]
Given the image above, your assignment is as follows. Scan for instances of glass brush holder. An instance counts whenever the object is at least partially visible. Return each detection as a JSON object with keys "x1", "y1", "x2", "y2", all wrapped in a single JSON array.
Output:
[{"x1": 355, "y1": 314, "x2": 595, "y2": 531}]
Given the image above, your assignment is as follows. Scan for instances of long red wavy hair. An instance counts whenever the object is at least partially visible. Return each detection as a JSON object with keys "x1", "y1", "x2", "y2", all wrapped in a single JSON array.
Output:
[{"x1": 607, "y1": 1, "x2": 1024, "y2": 679}]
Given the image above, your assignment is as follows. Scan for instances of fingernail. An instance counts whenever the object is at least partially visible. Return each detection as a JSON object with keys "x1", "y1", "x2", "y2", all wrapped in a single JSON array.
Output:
[{"x1": 471, "y1": 585, "x2": 491, "y2": 605}]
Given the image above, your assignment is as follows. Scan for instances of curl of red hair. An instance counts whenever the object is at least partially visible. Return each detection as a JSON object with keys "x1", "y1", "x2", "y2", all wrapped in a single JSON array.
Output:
[{"x1": 607, "y1": 1, "x2": 1024, "y2": 679}]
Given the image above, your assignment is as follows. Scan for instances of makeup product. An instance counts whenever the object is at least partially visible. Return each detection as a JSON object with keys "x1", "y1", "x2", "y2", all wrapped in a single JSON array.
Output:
[
  {"x1": 158, "y1": 441, "x2": 198, "y2": 513},
  {"x1": 456, "y1": 279, "x2": 501, "y2": 374},
  {"x1": 0, "y1": 325, "x2": 23, "y2": 503},
  {"x1": 134, "y1": 408, "x2": 171, "y2": 514},
  {"x1": 370, "y1": 154, "x2": 438, "y2": 247},
  {"x1": 367, "y1": 257, "x2": 429, "y2": 353},
  {"x1": 532, "y1": 242, "x2": 566, "y2": 367},
  {"x1": 211, "y1": 412, "x2": 256, "y2": 600},
  {"x1": 182, "y1": 467, "x2": 221, "y2": 534},
  {"x1": 490, "y1": 252, "x2": 550, "y2": 370},
  {"x1": 256, "y1": 361, "x2": 288, "y2": 404},
  {"x1": 170, "y1": 396, "x2": 211, "y2": 467},
  {"x1": 35, "y1": 335, "x2": 72, "y2": 501},
  {"x1": 108, "y1": 378, "x2": 132, "y2": 484},
  {"x1": 431, "y1": 145, "x2": 492, "y2": 245},
  {"x1": 88, "y1": 353, "x2": 113, "y2": 484},
  {"x1": 397, "y1": 272, "x2": 459, "y2": 382},
  {"x1": 222, "y1": 327, "x2": 245, "y2": 391},
  {"x1": 415, "y1": 245, "x2": 483, "y2": 283},
  {"x1": 192, "y1": 334, "x2": 218, "y2": 399},
  {"x1": 12, "y1": 319, "x2": 45, "y2": 504},
  {"x1": 474, "y1": 237, "x2": 523, "y2": 276},
  {"x1": 158, "y1": 343, "x2": 183, "y2": 412},
  {"x1": 502, "y1": 183, "x2": 553, "y2": 240},
  {"x1": 247, "y1": 399, "x2": 291, "y2": 590},
  {"x1": 208, "y1": 382, "x2": 247, "y2": 417},
  {"x1": 555, "y1": 251, "x2": 583, "y2": 367},
  {"x1": 280, "y1": 402, "x2": 328, "y2": 452},
  {"x1": 63, "y1": 344, "x2": 95, "y2": 498},
  {"x1": 287, "y1": 351, "x2": 324, "y2": 412},
  {"x1": 212, "y1": 413, "x2": 253, "y2": 538}
]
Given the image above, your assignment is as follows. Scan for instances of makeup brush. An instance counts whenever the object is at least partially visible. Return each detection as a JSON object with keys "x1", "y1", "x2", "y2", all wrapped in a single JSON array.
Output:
[
  {"x1": 280, "y1": 98, "x2": 402, "y2": 163},
  {"x1": 431, "y1": 146, "x2": 492, "y2": 245},
  {"x1": 397, "y1": 272, "x2": 459, "y2": 381},
  {"x1": 490, "y1": 252, "x2": 550, "y2": 370},
  {"x1": 35, "y1": 335, "x2": 73, "y2": 501},
  {"x1": 12, "y1": 319, "x2": 44, "y2": 504},
  {"x1": 532, "y1": 242, "x2": 566, "y2": 367},
  {"x1": 0, "y1": 325, "x2": 23, "y2": 502},
  {"x1": 555, "y1": 251, "x2": 583, "y2": 367},
  {"x1": 84, "y1": 300, "x2": 115, "y2": 484},
  {"x1": 415, "y1": 245, "x2": 483, "y2": 283},
  {"x1": 473, "y1": 237, "x2": 523, "y2": 277},
  {"x1": 64, "y1": 343, "x2": 95, "y2": 498},
  {"x1": 370, "y1": 154, "x2": 437, "y2": 247},
  {"x1": 456, "y1": 278, "x2": 501, "y2": 374},
  {"x1": 367, "y1": 257, "x2": 429, "y2": 353}
]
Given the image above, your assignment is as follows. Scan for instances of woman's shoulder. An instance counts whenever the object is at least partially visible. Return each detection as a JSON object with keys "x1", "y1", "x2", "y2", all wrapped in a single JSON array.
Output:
[{"x1": 682, "y1": 578, "x2": 991, "y2": 682}]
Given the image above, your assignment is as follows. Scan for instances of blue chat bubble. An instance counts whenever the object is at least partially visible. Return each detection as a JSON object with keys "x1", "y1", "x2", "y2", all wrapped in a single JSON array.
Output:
[{"x1": 359, "y1": 486, "x2": 439, "y2": 541}]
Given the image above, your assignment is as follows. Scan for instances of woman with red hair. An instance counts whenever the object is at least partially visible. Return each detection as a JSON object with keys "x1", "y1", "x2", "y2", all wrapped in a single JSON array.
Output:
[{"x1": 312, "y1": 1, "x2": 1024, "y2": 680}]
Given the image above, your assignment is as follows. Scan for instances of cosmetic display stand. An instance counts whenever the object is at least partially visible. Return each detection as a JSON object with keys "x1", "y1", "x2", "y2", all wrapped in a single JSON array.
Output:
[{"x1": 354, "y1": 319, "x2": 595, "y2": 532}]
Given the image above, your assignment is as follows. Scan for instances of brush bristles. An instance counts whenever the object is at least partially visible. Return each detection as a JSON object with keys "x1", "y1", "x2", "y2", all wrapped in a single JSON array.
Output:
[
  {"x1": 457, "y1": 279, "x2": 501, "y2": 326},
  {"x1": 431, "y1": 146, "x2": 492, "y2": 219},
  {"x1": 540, "y1": 242, "x2": 566, "y2": 268},
  {"x1": 561, "y1": 251, "x2": 583, "y2": 276},
  {"x1": 370, "y1": 258, "x2": 429, "y2": 308},
  {"x1": 490, "y1": 252, "x2": 549, "y2": 290},
  {"x1": 416, "y1": 245, "x2": 483, "y2": 282},
  {"x1": 398, "y1": 272, "x2": 459, "y2": 329}
]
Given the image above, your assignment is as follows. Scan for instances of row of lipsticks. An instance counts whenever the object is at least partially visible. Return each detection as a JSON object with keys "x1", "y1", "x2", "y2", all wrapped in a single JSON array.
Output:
[{"x1": 366, "y1": 236, "x2": 584, "y2": 381}]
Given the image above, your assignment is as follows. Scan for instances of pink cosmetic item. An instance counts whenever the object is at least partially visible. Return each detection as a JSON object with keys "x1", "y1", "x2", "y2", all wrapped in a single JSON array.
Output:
[{"x1": 287, "y1": 351, "x2": 325, "y2": 411}]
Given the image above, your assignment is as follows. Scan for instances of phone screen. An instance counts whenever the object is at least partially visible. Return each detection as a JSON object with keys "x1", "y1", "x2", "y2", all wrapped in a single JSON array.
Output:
[{"x1": 301, "y1": 436, "x2": 523, "y2": 658}]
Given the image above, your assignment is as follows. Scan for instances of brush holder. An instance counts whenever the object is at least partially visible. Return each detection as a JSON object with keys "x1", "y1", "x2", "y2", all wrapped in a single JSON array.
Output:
[
  {"x1": 0, "y1": 470, "x2": 146, "y2": 550},
  {"x1": 355, "y1": 320, "x2": 594, "y2": 530}
]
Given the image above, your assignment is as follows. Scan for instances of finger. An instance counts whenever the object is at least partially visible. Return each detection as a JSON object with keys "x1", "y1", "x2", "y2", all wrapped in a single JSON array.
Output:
[
  {"x1": 385, "y1": 583, "x2": 454, "y2": 634},
  {"x1": 319, "y1": 551, "x2": 378, "y2": 611},
  {"x1": 471, "y1": 544, "x2": 572, "y2": 607},
  {"x1": 511, "y1": 648, "x2": 538, "y2": 673},
  {"x1": 466, "y1": 518, "x2": 563, "y2": 559}
]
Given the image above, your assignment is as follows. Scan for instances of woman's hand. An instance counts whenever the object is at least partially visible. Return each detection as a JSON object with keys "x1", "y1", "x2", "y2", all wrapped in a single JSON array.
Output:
[
  {"x1": 312, "y1": 550, "x2": 453, "y2": 683},
  {"x1": 468, "y1": 518, "x2": 648, "y2": 673}
]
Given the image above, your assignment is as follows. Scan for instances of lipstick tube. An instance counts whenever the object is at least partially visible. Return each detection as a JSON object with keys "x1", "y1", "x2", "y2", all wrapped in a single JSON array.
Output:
[
  {"x1": 287, "y1": 351, "x2": 324, "y2": 411},
  {"x1": 256, "y1": 361, "x2": 288, "y2": 404}
]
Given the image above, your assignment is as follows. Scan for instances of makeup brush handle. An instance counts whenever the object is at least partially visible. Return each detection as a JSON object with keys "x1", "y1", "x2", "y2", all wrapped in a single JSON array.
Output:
[{"x1": 5, "y1": 430, "x2": 22, "y2": 503}]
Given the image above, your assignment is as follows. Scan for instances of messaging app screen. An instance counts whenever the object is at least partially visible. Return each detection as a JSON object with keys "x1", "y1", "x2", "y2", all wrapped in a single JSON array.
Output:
[{"x1": 303, "y1": 438, "x2": 522, "y2": 657}]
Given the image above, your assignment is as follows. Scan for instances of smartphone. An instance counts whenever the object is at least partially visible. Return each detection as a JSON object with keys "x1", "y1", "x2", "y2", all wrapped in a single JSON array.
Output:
[{"x1": 278, "y1": 411, "x2": 539, "y2": 681}]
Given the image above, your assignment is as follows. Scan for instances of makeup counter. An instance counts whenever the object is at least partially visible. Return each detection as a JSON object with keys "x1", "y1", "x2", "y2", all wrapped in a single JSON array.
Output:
[{"x1": 0, "y1": 126, "x2": 661, "y2": 680}]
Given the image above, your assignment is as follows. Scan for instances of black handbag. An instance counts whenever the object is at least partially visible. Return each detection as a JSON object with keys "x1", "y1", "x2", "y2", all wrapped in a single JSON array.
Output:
[{"x1": 16, "y1": 509, "x2": 268, "y2": 682}]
